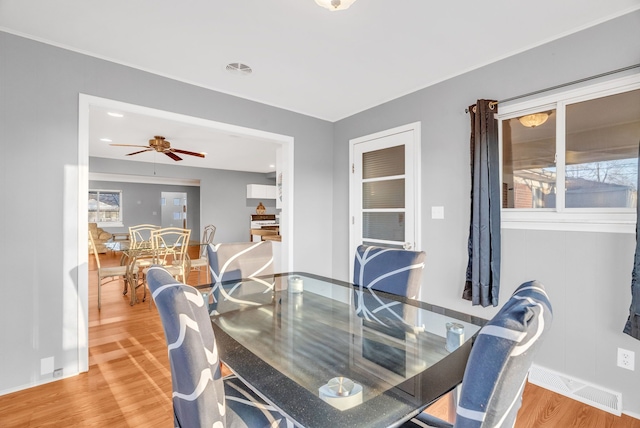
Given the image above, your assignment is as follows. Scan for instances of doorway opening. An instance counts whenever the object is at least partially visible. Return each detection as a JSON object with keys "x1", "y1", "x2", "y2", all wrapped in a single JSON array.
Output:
[{"x1": 78, "y1": 94, "x2": 295, "y2": 372}]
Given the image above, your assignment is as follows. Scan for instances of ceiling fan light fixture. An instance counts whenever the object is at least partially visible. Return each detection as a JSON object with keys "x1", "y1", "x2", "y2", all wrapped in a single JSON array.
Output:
[
  {"x1": 314, "y1": 0, "x2": 357, "y2": 11},
  {"x1": 518, "y1": 112, "x2": 550, "y2": 128}
]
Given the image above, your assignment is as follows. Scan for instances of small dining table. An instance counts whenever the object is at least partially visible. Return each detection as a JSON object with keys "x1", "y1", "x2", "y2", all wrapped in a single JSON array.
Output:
[
  {"x1": 199, "y1": 272, "x2": 486, "y2": 428},
  {"x1": 105, "y1": 239, "x2": 204, "y2": 305}
]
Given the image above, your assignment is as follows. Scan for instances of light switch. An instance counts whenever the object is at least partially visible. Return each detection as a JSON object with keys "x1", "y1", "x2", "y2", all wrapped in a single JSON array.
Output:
[{"x1": 431, "y1": 206, "x2": 444, "y2": 219}]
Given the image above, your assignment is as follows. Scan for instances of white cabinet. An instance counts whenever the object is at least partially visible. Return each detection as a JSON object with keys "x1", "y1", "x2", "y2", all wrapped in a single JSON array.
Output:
[{"x1": 247, "y1": 184, "x2": 277, "y2": 199}]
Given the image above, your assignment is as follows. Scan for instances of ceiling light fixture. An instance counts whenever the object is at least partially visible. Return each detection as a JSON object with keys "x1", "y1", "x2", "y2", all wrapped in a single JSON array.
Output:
[
  {"x1": 315, "y1": 0, "x2": 357, "y2": 11},
  {"x1": 100, "y1": 138, "x2": 112, "y2": 142},
  {"x1": 107, "y1": 112, "x2": 124, "y2": 118},
  {"x1": 518, "y1": 112, "x2": 550, "y2": 128}
]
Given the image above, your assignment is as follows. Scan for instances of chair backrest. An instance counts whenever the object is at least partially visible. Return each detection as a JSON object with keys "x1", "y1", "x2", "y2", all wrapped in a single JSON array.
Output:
[
  {"x1": 129, "y1": 224, "x2": 160, "y2": 249},
  {"x1": 151, "y1": 227, "x2": 191, "y2": 265},
  {"x1": 146, "y1": 266, "x2": 226, "y2": 427},
  {"x1": 353, "y1": 245, "x2": 426, "y2": 299},
  {"x1": 88, "y1": 233, "x2": 101, "y2": 270},
  {"x1": 207, "y1": 241, "x2": 273, "y2": 283},
  {"x1": 199, "y1": 224, "x2": 217, "y2": 258},
  {"x1": 455, "y1": 280, "x2": 553, "y2": 428}
]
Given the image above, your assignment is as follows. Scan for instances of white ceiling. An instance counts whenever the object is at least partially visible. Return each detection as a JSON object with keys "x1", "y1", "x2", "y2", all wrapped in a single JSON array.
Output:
[
  {"x1": 88, "y1": 104, "x2": 282, "y2": 173},
  {"x1": 2, "y1": 0, "x2": 639, "y2": 173}
]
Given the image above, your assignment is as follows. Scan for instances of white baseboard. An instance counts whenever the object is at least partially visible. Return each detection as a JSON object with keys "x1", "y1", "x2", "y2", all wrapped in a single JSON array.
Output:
[{"x1": 528, "y1": 364, "x2": 622, "y2": 416}]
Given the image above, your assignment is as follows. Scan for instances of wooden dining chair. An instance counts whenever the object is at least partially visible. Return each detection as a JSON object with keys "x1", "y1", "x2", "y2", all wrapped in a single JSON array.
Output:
[
  {"x1": 89, "y1": 233, "x2": 136, "y2": 310},
  {"x1": 128, "y1": 224, "x2": 161, "y2": 270},
  {"x1": 189, "y1": 224, "x2": 216, "y2": 284},
  {"x1": 141, "y1": 227, "x2": 191, "y2": 305},
  {"x1": 146, "y1": 266, "x2": 293, "y2": 428},
  {"x1": 404, "y1": 281, "x2": 553, "y2": 428},
  {"x1": 129, "y1": 224, "x2": 160, "y2": 245}
]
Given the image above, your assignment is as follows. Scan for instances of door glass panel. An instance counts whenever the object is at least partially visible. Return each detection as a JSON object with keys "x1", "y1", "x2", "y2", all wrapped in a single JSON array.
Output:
[
  {"x1": 363, "y1": 212, "x2": 405, "y2": 241},
  {"x1": 565, "y1": 90, "x2": 639, "y2": 208},
  {"x1": 502, "y1": 110, "x2": 557, "y2": 208},
  {"x1": 363, "y1": 145, "x2": 405, "y2": 179},
  {"x1": 363, "y1": 179, "x2": 405, "y2": 209}
]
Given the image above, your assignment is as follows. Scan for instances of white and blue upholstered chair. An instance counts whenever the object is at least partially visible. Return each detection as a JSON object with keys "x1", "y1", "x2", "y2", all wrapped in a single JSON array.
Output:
[
  {"x1": 206, "y1": 241, "x2": 275, "y2": 316},
  {"x1": 353, "y1": 245, "x2": 426, "y2": 326},
  {"x1": 207, "y1": 241, "x2": 274, "y2": 283},
  {"x1": 405, "y1": 280, "x2": 553, "y2": 428},
  {"x1": 354, "y1": 245, "x2": 426, "y2": 299},
  {"x1": 146, "y1": 265, "x2": 293, "y2": 428}
]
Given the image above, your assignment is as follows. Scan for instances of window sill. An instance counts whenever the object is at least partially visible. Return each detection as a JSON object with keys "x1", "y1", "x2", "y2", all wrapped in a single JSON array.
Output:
[
  {"x1": 501, "y1": 211, "x2": 636, "y2": 234},
  {"x1": 97, "y1": 222, "x2": 124, "y2": 229}
]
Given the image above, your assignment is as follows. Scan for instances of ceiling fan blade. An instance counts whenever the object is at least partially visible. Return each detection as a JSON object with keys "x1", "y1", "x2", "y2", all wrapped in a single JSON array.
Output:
[
  {"x1": 126, "y1": 149, "x2": 153, "y2": 156},
  {"x1": 171, "y1": 148, "x2": 206, "y2": 158},
  {"x1": 110, "y1": 144, "x2": 151, "y2": 148},
  {"x1": 165, "y1": 152, "x2": 182, "y2": 161}
]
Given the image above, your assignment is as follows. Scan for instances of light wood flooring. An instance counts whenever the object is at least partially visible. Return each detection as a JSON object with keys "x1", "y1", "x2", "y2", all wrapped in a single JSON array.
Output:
[{"x1": 1, "y1": 251, "x2": 639, "y2": 427}]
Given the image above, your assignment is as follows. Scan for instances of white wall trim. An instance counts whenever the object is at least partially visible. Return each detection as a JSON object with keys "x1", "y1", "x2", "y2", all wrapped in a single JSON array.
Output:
[
  {"x1": 89, "y1": 172, "x2": 201, "y2": 186},
  {"x1": 78, "y1": 94, "x2": 295, "y2": 375}
]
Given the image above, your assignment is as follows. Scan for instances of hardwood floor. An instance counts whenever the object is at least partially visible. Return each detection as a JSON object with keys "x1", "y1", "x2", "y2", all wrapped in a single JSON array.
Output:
[{"x1": 0, "y1": 251, "x2": 638, "y2": 427}]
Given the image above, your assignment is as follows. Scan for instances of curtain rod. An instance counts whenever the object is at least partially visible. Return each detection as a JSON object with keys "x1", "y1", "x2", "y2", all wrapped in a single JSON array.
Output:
[{"x1": 465, "y1": 63, "x2": 640, "y2": 113}]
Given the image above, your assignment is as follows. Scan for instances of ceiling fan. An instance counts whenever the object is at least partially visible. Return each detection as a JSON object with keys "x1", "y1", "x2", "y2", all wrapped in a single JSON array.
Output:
[{"x1": 110, "y1": 136, "x2": 205, "y2": 161}]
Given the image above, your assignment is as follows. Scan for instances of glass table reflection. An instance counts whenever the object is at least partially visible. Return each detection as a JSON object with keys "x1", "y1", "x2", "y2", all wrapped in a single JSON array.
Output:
[{"x1": 199, "y1": 272, "x2": 486, "y2": 428}]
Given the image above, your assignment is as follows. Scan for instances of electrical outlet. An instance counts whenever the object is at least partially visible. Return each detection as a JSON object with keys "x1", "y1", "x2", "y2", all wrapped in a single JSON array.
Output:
[
  {"x1": 617, "y1": 348, "x2": 635, "y2": 371},
  {"x1": 53, "y1": 368, "x2": 63, "y2": 378}
]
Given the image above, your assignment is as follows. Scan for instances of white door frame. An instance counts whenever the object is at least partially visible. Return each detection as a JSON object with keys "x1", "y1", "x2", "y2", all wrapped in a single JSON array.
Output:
[
  {"x1": 348, "y1": 122, "x2": 422, "y2": 279},
  {"x1": 77, "y1": 94, "x2": 295, "y2": 372}
]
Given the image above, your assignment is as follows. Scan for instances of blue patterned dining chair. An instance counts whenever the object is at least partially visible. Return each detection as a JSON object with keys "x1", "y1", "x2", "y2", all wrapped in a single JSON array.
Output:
[
  {"x1": 405, "y1": 280, "x2": 553, "y2": 428},
  {"x1": 353, "y1": 245, "x2": 426, "y2": 326},
  {"x1": 207, "y1": 241, "x2": 274, "y2": 283},
  {"x1": 206, "y1": 241, "x2": 275, "y2": 315},
  {"x1": 146, "y1": 265, "x2": 293, "y2": 428},
  {"x1": 354, "y1": 245, "x2": 426, "y2": 299}
]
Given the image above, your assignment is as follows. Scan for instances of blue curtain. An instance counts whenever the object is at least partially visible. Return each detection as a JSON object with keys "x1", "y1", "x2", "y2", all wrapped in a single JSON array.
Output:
[
  {"x1": 624, "y1": 143, "x2": 640, "y2": 340},
  {"x1": 463, "y1": 100, "x2": 501, "y2": 307}
]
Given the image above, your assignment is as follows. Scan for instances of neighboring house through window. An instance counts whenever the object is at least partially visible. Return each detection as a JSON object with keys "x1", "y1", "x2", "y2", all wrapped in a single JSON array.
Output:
[
  {"x1": 89, "y1": 189, "x2": 123, "y2": 227},
  {"x1": 498, "y1": 74, "x2": 640, "y2": 233}
]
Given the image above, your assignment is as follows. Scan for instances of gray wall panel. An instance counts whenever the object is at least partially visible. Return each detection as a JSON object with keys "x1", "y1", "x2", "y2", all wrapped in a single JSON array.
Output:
[
  {"x1": 332, "y1": 10, "x2": 640, "y2": 416},
  {"x1": 0, "y1": 31, "x2": 333, "y2": 395}
]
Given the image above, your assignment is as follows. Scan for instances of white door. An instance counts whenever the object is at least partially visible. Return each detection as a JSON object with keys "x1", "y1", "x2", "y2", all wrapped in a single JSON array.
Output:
[
  {"x1": 161, "y1": 191, "x2": 187, "y2": 230},
  {"x1": 349, "y1": 123, "x2": 421, "y2": 277}
]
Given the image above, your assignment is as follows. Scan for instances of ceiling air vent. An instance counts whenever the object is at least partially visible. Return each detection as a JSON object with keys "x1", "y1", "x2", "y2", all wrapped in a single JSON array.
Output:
[{"x1": 226, "y1": 62, "x2": 252, "y2": 76}]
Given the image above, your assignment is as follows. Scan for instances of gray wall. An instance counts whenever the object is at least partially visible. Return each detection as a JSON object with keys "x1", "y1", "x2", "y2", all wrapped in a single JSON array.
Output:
[
  {"x1": 332, "y1": 11, "x2": 640, "y2": 416},
  {"x1": 89, "y1": 177, "x2": 201, "y2": 239},
  {"x1": 0, "y1": 31, "x2": 333, "y2": 395}
]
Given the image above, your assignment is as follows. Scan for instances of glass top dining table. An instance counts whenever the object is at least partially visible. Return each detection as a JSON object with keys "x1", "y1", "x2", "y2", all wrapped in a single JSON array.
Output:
[{"x1": 198, "y1": 272, "x2": 486, "y2": 428}]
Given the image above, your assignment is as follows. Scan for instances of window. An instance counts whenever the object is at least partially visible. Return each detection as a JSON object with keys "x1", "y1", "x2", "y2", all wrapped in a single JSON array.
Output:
[
  {"x1": 499, "y1": 75, "x2": 640, "y2": 232},
  {"x1": 89, "y1": 190, "x2": 123, "y2": 226}
]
